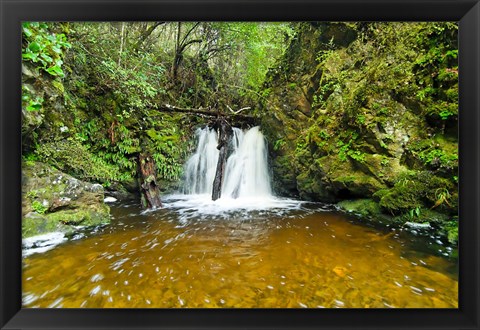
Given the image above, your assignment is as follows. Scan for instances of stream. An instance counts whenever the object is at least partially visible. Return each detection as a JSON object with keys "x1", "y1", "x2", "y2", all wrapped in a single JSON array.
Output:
[
  {"x1": 22, "y1": 195, "x2": 458, "y2": 308},
  {"x1": 22, "y1": 126, "x2": 458, "y2": 308}
]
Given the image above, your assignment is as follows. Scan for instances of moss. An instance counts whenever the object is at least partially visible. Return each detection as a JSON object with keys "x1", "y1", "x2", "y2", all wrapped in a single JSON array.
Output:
[
  {"x1": 337, "y1": 199, "x2": 381, "y2": 218},
  {"x1": 22, "y1": 162, "x2": 111, "y2": 238},
  {"x1": 447, "y1": 225, "x2": 458, "y2": 244},
  {"x1": 23, "y1": 207, "x2": 109, "y2": 238},
  {"x1": 35, "y1": 139, "x2": 131, "y2": 183},
  {"x1": 374, "y1": 171, "x2": 456, "y2": 215},
  {"x1": 45, "y1": 208, "x2": 109, "y2": 227},
  {"x1": 394, "y1": 208, "x2": 449, "y2": 225},
  {"x1": 23, "y1": 215, "x2": 62, "y2": 237},
  {"x1": 375, "y1": 187, "x2": 422, "y2": 215},
  {"x1": 296, "y1": 171, "x2": 334, "y2": 202}
]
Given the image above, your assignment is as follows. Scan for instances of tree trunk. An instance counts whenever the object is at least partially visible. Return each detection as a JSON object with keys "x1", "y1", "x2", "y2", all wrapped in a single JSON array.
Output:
[
  {"x1": 211, "y1": 117, "x2": 233, "y2": 201},
  {"x1": 118, "y1": 22, "x2": 125, "y2": 67},
  {"x1": 138, "y1": 153, "x2": 162, "y2": 209}
]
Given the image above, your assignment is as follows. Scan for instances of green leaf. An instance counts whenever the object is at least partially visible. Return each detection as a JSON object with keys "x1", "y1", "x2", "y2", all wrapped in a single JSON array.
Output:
[
  {"x1": 26, "y1": 103, "x2": 42, "y2": 112},
  {"x1": 52, "y1": 45, "x2": 62, "y2": 54},
  {"x1": 46, "y1": 65, "x2": 64, "y2": 77},
  {"x1": 28, "y1": 42, "x2": 41, "y2": 52},
  {"x1": 40, "y1": 53, "x2": 53, "y2": 63},
  {"x1": 22, "y1": 53, "x2": 37, "y2": 61},
  {"x1": 23, "y1": 27, "x2": 33, "y2": 37}
]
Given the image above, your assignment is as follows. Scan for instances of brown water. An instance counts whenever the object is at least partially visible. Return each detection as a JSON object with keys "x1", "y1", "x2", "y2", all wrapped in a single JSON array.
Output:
[{"x1": 22, "y1": 196, "x2": 458, "y2": 308}]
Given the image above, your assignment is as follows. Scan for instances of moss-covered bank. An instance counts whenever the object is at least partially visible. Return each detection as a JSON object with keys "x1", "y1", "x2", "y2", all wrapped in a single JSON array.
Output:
[{"x1": 259, "y1": 22, "x2": 458, "y2": 243}]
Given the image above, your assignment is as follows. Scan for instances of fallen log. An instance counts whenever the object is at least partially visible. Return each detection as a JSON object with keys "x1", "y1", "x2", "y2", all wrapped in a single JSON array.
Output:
[{"x1": 150, "y1": 104, "x2": 257, "y2": 125}]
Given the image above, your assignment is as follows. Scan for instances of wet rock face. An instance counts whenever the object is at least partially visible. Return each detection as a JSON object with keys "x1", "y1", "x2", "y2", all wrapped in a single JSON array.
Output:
[
  {"x1": 22, "y1": 161, "x2": 110, "y2": 238},
  {"x1": 22, "y1": 61, "x2": 75, "y2": 153},
  {"x1": 260, "y1": 22, "x2": 458, "y2": 218}
]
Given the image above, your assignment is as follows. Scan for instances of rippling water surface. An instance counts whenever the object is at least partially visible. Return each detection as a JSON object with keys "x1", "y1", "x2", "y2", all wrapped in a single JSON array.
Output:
[{"x1": 22, "y1": 195, "x2": 458, "y2": 308}]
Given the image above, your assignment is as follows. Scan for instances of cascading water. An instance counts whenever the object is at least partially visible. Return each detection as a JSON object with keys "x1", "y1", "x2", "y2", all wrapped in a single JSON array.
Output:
[
  {"x1": 184, "y1": 126, "x2": 272, "y2": 199},
  {"x1": 183, "y1": 128, "x2": 219, "y2": 195}
]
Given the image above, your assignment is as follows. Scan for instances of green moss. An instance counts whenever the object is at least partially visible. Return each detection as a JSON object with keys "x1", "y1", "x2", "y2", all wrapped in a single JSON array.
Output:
[
  {"x1": 394, "y1": 207, "x2": 449, "y2": 224},
  {"x1": 22, "y1": 215, "x2": 62, "y2": 237},
  {"x1": 337, "y1": 199, "x2": 381, "y2": 217},
  {"x1": 374, "y1": 188, "x2": 422, "y2": 215},
  {"x1": 35, "y1": 138, "x2": 131, "y2": 183},
  {"x1": 45, "y1": 208, "x2": 109, "y2": 226},
  {"x1": 447, "y1": 225, "x2": 458, "y2": 244},
  {"x1": 296, "y1": 171, "x2": 324, "y2": 200},
  {"x1": 23, "y1": 207, "x2": 109, "y2": 238},
  {"x1": 374, "y1": 171, "x2": 456, "y2": 215}
]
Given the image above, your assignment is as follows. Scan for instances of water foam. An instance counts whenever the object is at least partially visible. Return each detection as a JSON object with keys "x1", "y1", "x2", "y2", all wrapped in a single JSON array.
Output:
[{"x1": 183, "y1": 126, "x2": 272, "y2": 199}]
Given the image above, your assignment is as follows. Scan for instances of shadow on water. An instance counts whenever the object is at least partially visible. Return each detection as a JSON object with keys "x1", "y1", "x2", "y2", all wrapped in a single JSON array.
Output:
[{"x1": 22, "y1": 196, "x2": 458, "y2": 308}]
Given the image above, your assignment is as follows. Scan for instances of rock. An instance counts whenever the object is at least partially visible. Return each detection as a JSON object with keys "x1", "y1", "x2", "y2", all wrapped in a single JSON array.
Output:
[
  {"x1": 104, "y1": 196, "x2": 118, "y2": 203},
  {"x1": 48, "y1": 196, "x2": 72, "y2": 211},
  {"x1": 337, "y1": 199, "x2": 381, "y2": 218},
  {"x1": 22, "y1": 161, "x2": 110, "y2": 238},
  {"x1": 404, "y1": 222, "x2": 431, "y2": 229},
  {"x1": 332, "y1": 266, "x2": 348, "y2": 278},
  {"x1": 88, "y1": 184, "x2": 104, "y2": 193}
]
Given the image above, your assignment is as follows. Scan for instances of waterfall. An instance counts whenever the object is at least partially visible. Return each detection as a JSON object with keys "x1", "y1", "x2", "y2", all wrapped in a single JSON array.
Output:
[{"x1": 184, "y1": 126, "x2": 272, "y2": 199}]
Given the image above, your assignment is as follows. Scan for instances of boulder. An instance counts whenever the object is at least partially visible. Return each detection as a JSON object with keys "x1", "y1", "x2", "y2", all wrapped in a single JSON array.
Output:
[{"x1": 22, "y1": 161, "x2": 110, "y2": 238}]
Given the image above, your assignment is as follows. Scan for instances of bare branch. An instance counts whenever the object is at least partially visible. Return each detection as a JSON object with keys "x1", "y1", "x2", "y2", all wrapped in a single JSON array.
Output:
[
  {"x1": 226, "y1": 105, "x2": 251, "y2": 114},
  {"x1": 133, "y1": 22, "x2": 165, "y2": 52},
  {"x1": 150, "y1": 104, "x2": 256, "y2": 123},
  {"x1": 180, "y1": 22, "x2": 201, "y2": 47}
]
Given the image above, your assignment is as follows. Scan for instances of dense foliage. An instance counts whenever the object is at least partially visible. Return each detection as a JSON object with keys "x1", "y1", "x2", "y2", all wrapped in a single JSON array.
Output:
[
  {"x1": 22, "y1": 22, "x2": 292, "y2": 189},
  {"x1": 22, "y1": 21, "x2": 458, "y2": 242}
]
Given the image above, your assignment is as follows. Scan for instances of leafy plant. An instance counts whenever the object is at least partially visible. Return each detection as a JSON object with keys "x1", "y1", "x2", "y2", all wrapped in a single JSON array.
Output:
[
  {"x1": 432, "y1": 188, "x2": 452, "y2": 209},
  {"x1": 273, "y1": 138, "x2": 286, "y2": 151},
  {"x1": 31, "y1": 200, "x2": 48, "y2": 214},
  {"x1": 22, "y1": 22, "x2": 71, "y2": 77},
  {"x1": 408, "y1": 206, "x2": 421, "y2": 219}
]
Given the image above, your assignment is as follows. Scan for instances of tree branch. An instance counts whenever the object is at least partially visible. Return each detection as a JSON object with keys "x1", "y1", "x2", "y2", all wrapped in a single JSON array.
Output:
[
  {"x1": 150, "y1": 104, "x2": 257, "y2": 123},
  {"x1": 180, "y1": 22, "x2": 201, "y2": 47},
  {"x1": 178, "y1": 39, "x2": 203, "y2": 54},
  {"x1": 133, "y1": 22, "x2": 165, "y2": 52}
]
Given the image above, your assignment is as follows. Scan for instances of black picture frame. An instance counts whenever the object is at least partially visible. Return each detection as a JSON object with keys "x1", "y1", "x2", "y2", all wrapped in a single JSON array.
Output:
[{"x1": 1, "y1": 0, "x2": 479, "y2": 329}]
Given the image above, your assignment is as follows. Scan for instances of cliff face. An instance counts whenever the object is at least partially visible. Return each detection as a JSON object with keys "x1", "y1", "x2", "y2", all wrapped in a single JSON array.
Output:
[{"x1": 260, "y1": 22, "x2": 458, "y2": 241}]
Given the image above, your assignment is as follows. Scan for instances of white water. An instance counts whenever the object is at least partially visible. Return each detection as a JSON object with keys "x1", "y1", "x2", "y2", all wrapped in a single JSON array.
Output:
[
  {"x1": 22, "y1": 232, "x2": 68, "y2": 257},
  {"x1": 174, "y1": 125, "x2": 303, "y2": 215},
  {"x1": 184, "y1": 126, "x2": 272, "y2": 199}
]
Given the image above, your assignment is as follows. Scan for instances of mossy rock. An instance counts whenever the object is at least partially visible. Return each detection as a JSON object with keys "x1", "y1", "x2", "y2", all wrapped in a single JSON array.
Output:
[
  {"x1": 352, "y1": 154, "x2": 407, "y2": 186},
  {"x1": 272, "y1": 155, "x2": 298, "y2": 197},
  {"x1": 374, "y1": 171, "x2": 457, "y2": 215},
  {"x1": 45, "y1": 208, "x2": 109, "y2": 227},
  {"x1": 23, "y1": 208, "x2": 110, "y2": 238},
  {"x1": 22, "y1": 161, "x2": 111, "y2": 238},
  {"x1": 337, "y1": 198, "x2": 402, "y2": 227},
  {"x1": 23, "y1": 214, "x2": 63, "y2": 237},
  {"x1": 374, "y1": 187, "x2": 423, "y2": 215},
  {"x1": 296, "y1": 171, "x2": 335, "y2": 202},
  {"x1": 337, "y1": 199, "x2": 381, "y2": 218},
  {"x1": 445, "y1": 223, "x2": 458, "y2": 245},
  {"x1": 319, "y1": 155, "x2": 386, "y2": 197}
]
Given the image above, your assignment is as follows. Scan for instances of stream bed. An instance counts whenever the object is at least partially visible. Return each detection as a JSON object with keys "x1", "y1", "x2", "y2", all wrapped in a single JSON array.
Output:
[{"x1": 22, "y1": 196, "x2": 458, "y2": 308}]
